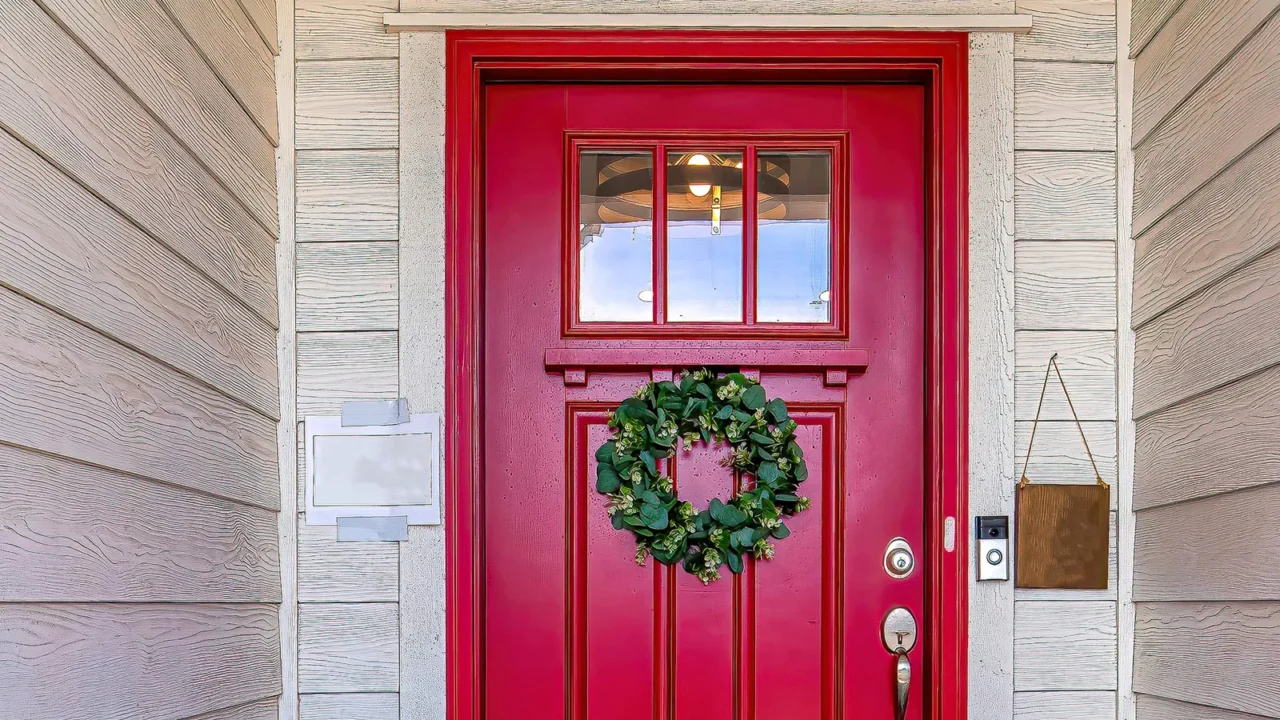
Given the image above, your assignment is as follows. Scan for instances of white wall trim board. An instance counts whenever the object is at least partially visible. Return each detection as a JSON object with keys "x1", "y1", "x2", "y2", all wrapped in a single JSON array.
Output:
[
  {"x1": 966, "y1": 31, "x2": 1018, "y2": 720},
  {"x1": 398, "y1": 30, "x2": 448, "y2": 720},
  {"x1": 276, "y1": 0, "x2": 299, "y2": 716},
  {"x1": 383, "y1": 12, "x2": 1033, "y2": 33},
  {"x1": 1116, "y1": 0, "x2": 1137, "y2": 717}
]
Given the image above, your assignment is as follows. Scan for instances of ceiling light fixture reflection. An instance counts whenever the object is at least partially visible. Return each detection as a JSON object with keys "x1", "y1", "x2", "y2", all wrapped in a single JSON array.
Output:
[
  {"x1": 819, "y1": 290, "x2": 831, "y2": 302},
  {"x1": 638, "y1": 289, "x2": 655, "y2": 303},
  {"x1": 687, "y1": 153, "x2": 712, "y2": 197}
]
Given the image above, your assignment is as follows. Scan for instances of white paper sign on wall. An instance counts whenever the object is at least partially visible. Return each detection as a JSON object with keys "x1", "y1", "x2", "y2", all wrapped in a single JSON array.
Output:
[{"x1": 304, "y1": 413, "x2": 441, "y2": 525}]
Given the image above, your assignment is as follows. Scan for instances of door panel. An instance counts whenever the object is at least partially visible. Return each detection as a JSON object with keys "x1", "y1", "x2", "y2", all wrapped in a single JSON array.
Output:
[{"x1": 484, "y1": 83, "x2": 924, "y2": 719}]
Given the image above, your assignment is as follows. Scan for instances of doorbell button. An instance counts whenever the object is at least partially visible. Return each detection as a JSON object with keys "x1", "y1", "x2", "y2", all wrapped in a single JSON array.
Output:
[
  {"x1": 975, "y1": 516, "x2": 1010, "y2": 582},
  {"x1": 884, "y1": 537, "x2": 915, "y2": 579}
]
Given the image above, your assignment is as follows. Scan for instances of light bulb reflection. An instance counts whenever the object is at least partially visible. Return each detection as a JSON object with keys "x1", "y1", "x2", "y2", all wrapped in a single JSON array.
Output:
[
  {"x1": 819, "y1": 290, "x2": 831, "y2": 303},
  {"x1": 687, "y1": 153, "x2": 711, "y2": 197},
  {"x1": 638, "y1": 289, "x2": 655, "y2": 303}
]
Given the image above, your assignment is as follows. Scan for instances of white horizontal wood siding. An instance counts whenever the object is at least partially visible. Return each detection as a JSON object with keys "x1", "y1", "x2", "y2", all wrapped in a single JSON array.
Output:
[
  {"x1": 285, "y1": 2, "x2": 1125, "y2": 719},
  {"x1": 0, "y1": 0, "x2": 281, "y2": 716},
  {"x1": 1130, "y1": 0, "x2": 1280, "y2": 717}
]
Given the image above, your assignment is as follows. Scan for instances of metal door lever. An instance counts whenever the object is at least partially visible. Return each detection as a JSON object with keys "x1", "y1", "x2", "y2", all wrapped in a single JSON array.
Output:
[
  {"x1": 881, "y1": 607, "x2": 918, "y2": 720},
  {"x1": 893, "y1": 650, "x2": 911, "y2": 720}
]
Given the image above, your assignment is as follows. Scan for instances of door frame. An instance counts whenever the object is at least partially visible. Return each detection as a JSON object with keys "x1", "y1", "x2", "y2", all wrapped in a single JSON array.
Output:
[{"x1": 443, "y1": 30, "x2": 969, "y2": 720}]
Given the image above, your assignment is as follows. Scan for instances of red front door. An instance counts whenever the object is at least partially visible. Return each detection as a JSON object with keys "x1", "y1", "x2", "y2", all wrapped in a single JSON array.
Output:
[{"x1": 482, "y1": 83, "x2": 925, "y2": 719}]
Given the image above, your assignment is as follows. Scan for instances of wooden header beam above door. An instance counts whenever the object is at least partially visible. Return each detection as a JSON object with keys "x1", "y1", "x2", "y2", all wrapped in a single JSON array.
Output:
[{"x1": 384, "y1": 12, "x2": 1033, "y2": 33}]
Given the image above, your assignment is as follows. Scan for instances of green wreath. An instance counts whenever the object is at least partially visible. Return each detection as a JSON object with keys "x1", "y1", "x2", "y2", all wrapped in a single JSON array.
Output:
[{"x1": 595, "y1": 369, "x2": 811, "y2": 584}]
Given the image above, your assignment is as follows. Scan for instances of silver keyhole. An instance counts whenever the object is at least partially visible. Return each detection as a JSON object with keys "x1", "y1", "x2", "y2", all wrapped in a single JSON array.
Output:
[{"x1": 884, "y1": 538, "x2": 915, "y2": 579}]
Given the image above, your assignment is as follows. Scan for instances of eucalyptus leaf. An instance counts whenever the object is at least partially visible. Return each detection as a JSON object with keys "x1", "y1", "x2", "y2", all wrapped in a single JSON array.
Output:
[
  {"x1": 596, "y1": 465, "x2": 621, "y2": 493},
  {"x1": 731, "y1": 410, "x2": 754, "y2": 423},
  {"x1": 595, "y1": 441, "x2": 617, "y2": 463},
  {"x1": 741, "y1": 385, "x2": 766, "y2": 410},
  {"x1": 714, "y1": 405, "x2": 734, "y2": 420},
  {"x1": 775, "y1": 493, "x2": 798, "y2": 502},
  {"x1": 749, "y1": 432, "x2": 774, "y2": 445},
  {"x1": 719, "y1": 506, "x2": 748, "y2": 526},
  {"x1": 640, "y1": 450, "x2": 658, "y2": 476},
  {"x1": 640, "y1": 504, "x2": 669, "y2": 530},
  {"x1": 771, "y1": 523, "x2": 791, "y2": 540},
  {"x1": 726, "y1": 552, "x2": 744, "y2": 574},
  {"x1": 733, "y1": 528, "x2": 756, "y2": 548},
  {"x1": 611, "y1": 514, "x2": 625, "y2": 530},
  {"x1": 756, "y1": 462, "x2": 782, "y2": 484},
  {"x1": 765, "y1": 398, "x2": 789, "y2": 423},
  {"x1": 696, "y1": 383, "x2": 713, "y2": 399},
  {"x1": 708, "y1": 498, "x2": 726, "y2": 522}
]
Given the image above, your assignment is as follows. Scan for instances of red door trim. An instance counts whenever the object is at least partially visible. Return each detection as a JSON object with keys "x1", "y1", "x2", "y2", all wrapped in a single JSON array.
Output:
[{"x1": 444, "y1": 30, "x2": 969, "y2": 720}]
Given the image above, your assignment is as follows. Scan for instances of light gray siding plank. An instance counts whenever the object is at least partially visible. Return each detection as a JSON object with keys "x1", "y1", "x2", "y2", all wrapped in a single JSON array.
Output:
[
  {"x1": 296, "y1": 149, "x2": 399, "y2": 242},
  {"x1": 187, "y1": 698, "x2": 280, "y2": 720},
  {"x1": 0, "y1": 603, "x2": 280, "y2": 720},
  {"x1": 297, "y1": 0, "x2": 399, "y2": 59},
  {"x1": 299, "y1": 693, "x2": 399, "y2": 720},
  {"x1": 1132, "y1": 14, "x2": 1280, "y2": 234},
  {"x1": 161, "y1": 0, "x2": 278, "y2": 138},
  {"x1": 1132, "y1": 0, "x2": 1279, "y2": 144},
  {"x1": 1137, "y1": 695, "x2": 1276, "y2": 720},
  {"x1": 0, "y1": 131, "x2": 278, "y2": 416},
  {"x1": 1015, "y1": 241, "x2": 1117, "y2": 330},
  {"x1": 296, "y1": 60, "x2": 398, "y2": 149},
  {"x1": 1135, "y1": 364, "x2": 1280, "y2": 509},
  {"x1": 0, "y1": 288, "x2": 279, "y2": 510},
  {"x1": 1015, "y1": 0, "x2": 1116, "y2": 62},
  {"x1": 1014, "y1": 601, "x2": 1118, "y2": 690},
  {"x1": 237, "y1": 0, "x2": 278, "y2": 52},
  {"x1": 1133, "y1": 247, "x2": 1280, "y2": 418},
  {"x1": 0, "y1": 444, "x2": 279, "y2": 602},
  {"x1": 0, "y1": 2, "x2": 277, "y2": 320},
  {"x1": 1015, "y1": 691, "x2": 1117, "y2": 719},
  {"x1": 1131, "y1": 0, "x2": 1183, "y2": 55},
  {"x1": 1014, "y1": 62, "x2": 1117, "y2": 151},
  {"x1": 1015, "y1": 151, "x2": 1118, "y2": 240},
  {"x1": 1015, "y1": 421, "x2": 1118, "y2": 498},
  {"x1": 298, "y1": 519, "x2": 399, "y2": 602},
  {"x1": 298, "y1": 603, "x2": 399, "y2": 693},
  {"x1": 1133, "y1": 129, "x2": 1280, "y2": 327},
  {"x1": 39, "y1": 0, "x2": 277, "y2": 228},
  {"x1": 1136, "y1": 483, "x2": 1280, "y2": 601},
  {"x1": 1135, "y1": 602, "x2": 1280, "y2": 717},
  {"x1": 1016, "y1": 331, "x2": 1117, "y2": 421},
  {"x1": 297, "y1": 331, "x2": 400, "y2": 417},
  {"x1": 297, "y1": 242, "x2": 398, "y2": 331}
]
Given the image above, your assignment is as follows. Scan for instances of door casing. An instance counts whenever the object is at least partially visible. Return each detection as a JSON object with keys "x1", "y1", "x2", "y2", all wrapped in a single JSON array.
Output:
[{"x1": 443, "y1": 29, "x2": 970, "y2": 720}]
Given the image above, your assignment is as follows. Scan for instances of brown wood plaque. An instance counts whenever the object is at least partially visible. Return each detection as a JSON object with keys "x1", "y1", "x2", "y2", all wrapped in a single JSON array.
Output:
[{"x1": 1015, "y1": 481, "x2": 1109, "y2": 589}]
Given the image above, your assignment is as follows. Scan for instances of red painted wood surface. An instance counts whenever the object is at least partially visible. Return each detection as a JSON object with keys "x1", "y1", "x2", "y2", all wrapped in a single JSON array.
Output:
[
  {"x1": 483, "y1": 83, "x2": 925, "y2": 718},
  {"x1": 445, "y1": 31, "x2": 969, "y2": 720}
]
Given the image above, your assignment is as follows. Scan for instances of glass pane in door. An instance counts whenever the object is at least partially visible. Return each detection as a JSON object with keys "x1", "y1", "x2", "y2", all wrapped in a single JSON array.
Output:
[
  {"x1": 666, "y1": 151, "x2": 744, "y2": 322},
  {"x1": 757, "y1": 151, "x2": 832, "y2": 323},
  {"x1": 578, "y1": 151, "x2": 654, "y2": 322}
]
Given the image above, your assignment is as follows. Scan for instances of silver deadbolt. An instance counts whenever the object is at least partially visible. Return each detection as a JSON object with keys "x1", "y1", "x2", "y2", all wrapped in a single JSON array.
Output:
[{"x1": 884, "y1": 537, "x2": 915, "y2": 579}]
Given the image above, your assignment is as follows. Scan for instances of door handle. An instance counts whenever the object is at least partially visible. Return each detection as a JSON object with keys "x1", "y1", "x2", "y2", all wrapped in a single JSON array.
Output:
[
  {"x1": 893, "y1": 650, "x2": 911, "y2": 720},
  {"x1": 882, "y1": 607, "x2": 918, "y2": 720}
]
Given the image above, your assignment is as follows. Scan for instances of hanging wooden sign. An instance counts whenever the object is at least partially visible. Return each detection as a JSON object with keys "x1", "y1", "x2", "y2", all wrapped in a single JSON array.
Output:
[{"x1": 1015, "y1": 354, "x2": 1110, "y2": 590}]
